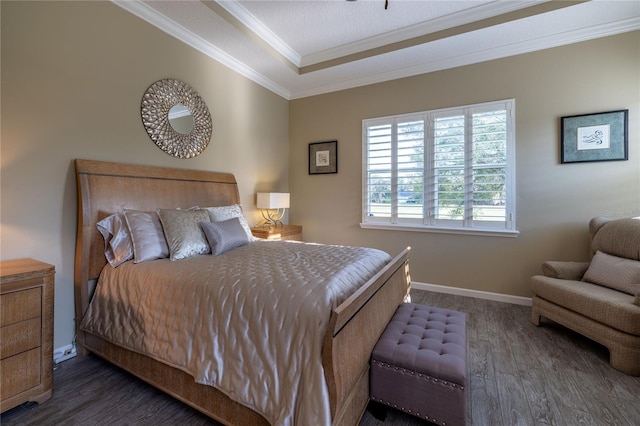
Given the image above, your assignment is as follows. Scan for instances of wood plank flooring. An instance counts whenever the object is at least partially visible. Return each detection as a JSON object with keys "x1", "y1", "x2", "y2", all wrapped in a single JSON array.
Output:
[{"x1": 2, "y1": 289, "x2": 639, "y2": 425}]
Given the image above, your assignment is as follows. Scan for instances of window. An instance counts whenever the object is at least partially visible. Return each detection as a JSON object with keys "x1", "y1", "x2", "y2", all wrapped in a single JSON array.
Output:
[{"x1": 362, "y1": 99, "x2": 517, "y2": 236}]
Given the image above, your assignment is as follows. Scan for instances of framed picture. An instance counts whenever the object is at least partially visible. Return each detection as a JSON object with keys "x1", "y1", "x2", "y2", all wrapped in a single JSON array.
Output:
[
  {"x1": 561, "y1": 110, "x2": 628, "y2": 163},
  {"x1": 309, "y1": 140, "x2": 338, "y2": 174}
]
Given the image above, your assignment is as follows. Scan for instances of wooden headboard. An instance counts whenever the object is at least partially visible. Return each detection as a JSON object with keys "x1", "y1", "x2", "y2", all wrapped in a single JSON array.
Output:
[{"x1": 73, "y1": 159, "x2": 240, "y2": 332}]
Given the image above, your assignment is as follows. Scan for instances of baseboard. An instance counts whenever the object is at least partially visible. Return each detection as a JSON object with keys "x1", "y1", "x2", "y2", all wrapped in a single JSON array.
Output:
[
  {"x1": 411, "y1": 281, "x2": 532, "y2": 306},
  {"x1": 54, "y1": 343, "x2": 77, "y2": 364}
]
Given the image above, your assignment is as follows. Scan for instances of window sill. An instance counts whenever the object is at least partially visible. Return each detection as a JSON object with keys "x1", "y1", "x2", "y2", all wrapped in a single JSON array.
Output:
[{"x1": 359, "y1": 222, "x2": 519, "y2": 238}]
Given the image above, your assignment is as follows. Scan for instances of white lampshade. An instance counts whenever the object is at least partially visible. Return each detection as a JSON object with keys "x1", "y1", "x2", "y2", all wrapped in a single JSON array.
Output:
[{"x1": 257, "y1": 192, "x2": 290, "y2": 209}]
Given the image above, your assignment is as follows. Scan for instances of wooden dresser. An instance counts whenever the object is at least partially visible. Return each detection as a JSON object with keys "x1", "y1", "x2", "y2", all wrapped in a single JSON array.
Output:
[
  {"x1": 0, "y1": 258, "x2": 55, "y2": 412},
  {"x1": 251, "y1": 224, "x2": 303, "y2": 241}
]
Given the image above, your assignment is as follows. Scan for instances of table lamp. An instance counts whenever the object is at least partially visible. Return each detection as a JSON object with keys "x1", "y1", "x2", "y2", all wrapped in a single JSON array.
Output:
[{"x1": 257, "y1": 192, "x2": 290, "y2": 227}]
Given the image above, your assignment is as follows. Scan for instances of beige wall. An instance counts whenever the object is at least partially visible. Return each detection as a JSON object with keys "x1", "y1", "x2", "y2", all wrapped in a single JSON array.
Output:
[
  {"x1": 2, "y1": 1, "x2": 638, "y2": 351},
  {"x1": 290, "y1": 32, "x2": 640, "y2": 298},
  {"x1": 1, "y1": 2, "x2": 289, "y2": 349}
]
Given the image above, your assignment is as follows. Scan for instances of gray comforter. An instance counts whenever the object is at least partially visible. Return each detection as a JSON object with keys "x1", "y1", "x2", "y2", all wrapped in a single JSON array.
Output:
[{"x1": 80, "y1": 239, "x2": 391, "y2": 425}]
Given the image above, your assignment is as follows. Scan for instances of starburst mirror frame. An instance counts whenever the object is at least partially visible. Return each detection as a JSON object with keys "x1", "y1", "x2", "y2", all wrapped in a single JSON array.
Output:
[{"x1": 141, "y1": 79, "x2": 212, "y2": 159}]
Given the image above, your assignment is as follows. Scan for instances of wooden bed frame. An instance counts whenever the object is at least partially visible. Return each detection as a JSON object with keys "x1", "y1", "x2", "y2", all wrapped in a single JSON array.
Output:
[{"x1": 74, "y1": 159, "x2": 411, "y2": 426}]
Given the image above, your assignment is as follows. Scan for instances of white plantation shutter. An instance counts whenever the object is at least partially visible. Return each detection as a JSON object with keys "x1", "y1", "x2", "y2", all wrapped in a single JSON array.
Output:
[
  {"x1": 363, "y1": 99, "x2": 516, "y2": 235},
  {"x1": 365, "y1": 121, "x2": 393, "y2": 220}
]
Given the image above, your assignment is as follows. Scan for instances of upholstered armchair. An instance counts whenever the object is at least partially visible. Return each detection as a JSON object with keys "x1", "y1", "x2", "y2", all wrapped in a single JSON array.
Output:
[{"x1": 531, "y1": 217, "x2": 640, "y2": 376}]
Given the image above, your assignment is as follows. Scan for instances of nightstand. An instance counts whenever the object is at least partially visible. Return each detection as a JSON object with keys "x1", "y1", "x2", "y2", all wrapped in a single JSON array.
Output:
[
  {"x1": 0, "y1": 258, "x2": 55, "y2": 413},
  {"x1": 251, "y1": 224, "x2": 303, "y2": 241}
]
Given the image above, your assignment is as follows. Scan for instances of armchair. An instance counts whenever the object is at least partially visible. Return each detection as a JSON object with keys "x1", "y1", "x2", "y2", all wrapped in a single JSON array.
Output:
[{"x1": 531, "y1": 217, "x2": 640, "y2": 376}]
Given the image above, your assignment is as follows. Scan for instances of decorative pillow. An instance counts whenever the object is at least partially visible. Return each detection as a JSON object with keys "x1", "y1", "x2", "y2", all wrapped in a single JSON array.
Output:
[
  {"x1": 158, "y1": 209, "x2": 210, "y2": 260},
  {"x1": 203, "y1": 204, "x2": 254, "y2": 240},
  {"x1": 200, "y1": 217, "x2": 251, "y2": 256},
  {"x1": 96, "y1": 213, "x2": 133, "y2": 267},
  {"x1": 582, "y1": 251, "x2": 640, "y2": 296},
  {"x1": 123, "y1": 209, "x2": 170, "y2": 263}
]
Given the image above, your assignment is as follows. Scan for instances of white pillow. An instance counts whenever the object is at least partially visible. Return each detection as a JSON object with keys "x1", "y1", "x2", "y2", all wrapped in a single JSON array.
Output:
[
  {"x1": 123, "y1": 209, "x2": 170, "y2": 263},
  {"x1": 582, "y1": 251, "x2": 640, "y2": 295},
  {"x1": 96, "y1": 213, "x2": 133, "y2": 267},
  {"x1": 202, "y1": 205, "x2": 254, "y2": 240},
  {"x1": 158, "y1": 209, "x2": 211, "y2": 260}
]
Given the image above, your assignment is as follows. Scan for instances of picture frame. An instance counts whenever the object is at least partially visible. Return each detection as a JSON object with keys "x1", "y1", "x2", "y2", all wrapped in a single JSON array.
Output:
[
  {"x1": 309, "y1": 140, "x2": 338, "y2": 174},
  {"x1": 561, "y1": 109, "x2": 628, "y2": 163}
]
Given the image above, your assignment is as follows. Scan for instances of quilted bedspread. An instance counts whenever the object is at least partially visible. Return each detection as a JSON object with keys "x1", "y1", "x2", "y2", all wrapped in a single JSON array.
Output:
[{"x1": 80, "y1": 239, "x2": 391, "y2": 425}]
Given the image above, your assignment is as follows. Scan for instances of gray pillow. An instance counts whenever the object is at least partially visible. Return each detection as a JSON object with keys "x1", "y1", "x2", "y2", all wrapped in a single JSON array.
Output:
[
  {"x1": 203, "y1": 204, "x2": 254, "y2": 240},
  {"x1": 200, "y1": 217, "x2": 251, "y2": 255},
  {"x1": 582, "y1": 251, "x2": 640, "y2": 295},
  {"x1": 158, "y1": 208, "x2": 211, "y2": 260},
  {"x1": 123, "y1": 209, "x2": 170, "y2": 263},
  {"x1": 96, "y1": 213, "x2": 133, "y2": 267}
]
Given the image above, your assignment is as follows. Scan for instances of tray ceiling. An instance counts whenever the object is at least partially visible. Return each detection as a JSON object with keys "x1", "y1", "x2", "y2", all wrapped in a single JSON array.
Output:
[{"x1": 114, "y1": 0, "x2": 640, "y2": 99}]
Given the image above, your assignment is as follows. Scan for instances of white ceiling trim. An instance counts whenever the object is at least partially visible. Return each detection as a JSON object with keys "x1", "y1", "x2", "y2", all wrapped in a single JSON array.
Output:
[
  {"x1": 300, "y1": 0, "x2": 542, "y2": 66},
  {"x1": 114, "y1": 1, "x2": 639, "y2": 101},
  {"x1": 290, "y1": 17, "x2": 640, "y2": 99},
  {"x1": 215, "y1": 0, "x2": 302, "y2": 67},
  {"x1": 113, "y1": 0, "x2": 291, "y2": 98}
]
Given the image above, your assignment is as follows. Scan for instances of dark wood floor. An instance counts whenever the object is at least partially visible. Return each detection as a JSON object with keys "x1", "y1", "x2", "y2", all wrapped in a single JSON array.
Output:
[{"x1": 2, "y1": 289, "x2": 639, "y2": 425}]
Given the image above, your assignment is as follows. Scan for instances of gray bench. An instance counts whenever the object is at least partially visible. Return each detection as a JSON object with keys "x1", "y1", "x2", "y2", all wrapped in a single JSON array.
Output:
[{"x1": 370, "y1": 302, "x2": 467, "y2": 426}]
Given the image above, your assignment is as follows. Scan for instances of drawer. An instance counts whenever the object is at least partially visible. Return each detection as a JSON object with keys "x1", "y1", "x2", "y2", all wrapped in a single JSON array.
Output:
[
  {"x1": 0, "y1": 317, "x2": 41, "y2": 359},
  {"x1": 0, "y1": 287, "x2": 41, "y2": 327},
  {"x1": 0, "y1": 348, "x2": 40, "y2": 400}
]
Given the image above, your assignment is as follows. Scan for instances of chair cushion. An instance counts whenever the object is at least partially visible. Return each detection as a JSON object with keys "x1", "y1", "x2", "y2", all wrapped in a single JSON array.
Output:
[
  {"x1": 582, "y1": 251, "x2": 640, "y2": 295},
  {"x1": 531, "y1": 275, "x2": 640, "y2": 335}
]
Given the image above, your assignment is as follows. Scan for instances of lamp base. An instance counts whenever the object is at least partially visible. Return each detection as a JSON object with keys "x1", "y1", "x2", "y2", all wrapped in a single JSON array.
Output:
[
  {"x1": 261, "y1": 220, "x2": 283, "y2": 228},
  {"x1": 260, "y1": 208, "x2": 286, "y2": 228}
]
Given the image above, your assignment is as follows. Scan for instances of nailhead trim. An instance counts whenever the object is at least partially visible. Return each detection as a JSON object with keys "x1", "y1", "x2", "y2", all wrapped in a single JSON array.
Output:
[
  {"x1": 371, "y1": 396, "x2": 447, "y2": 426},
  {"x1": 371, "y1": 359, "x2": 465, "y2": 390}
]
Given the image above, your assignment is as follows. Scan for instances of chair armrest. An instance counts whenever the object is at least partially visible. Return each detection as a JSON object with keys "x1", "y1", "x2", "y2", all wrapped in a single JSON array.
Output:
[{"x1": 541, "y1": 261, "x2": 591, "y2": 280}]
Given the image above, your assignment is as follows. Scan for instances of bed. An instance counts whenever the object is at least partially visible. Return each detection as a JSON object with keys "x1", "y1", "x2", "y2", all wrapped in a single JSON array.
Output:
[{"x1": 73, "y1": 159, "x2": 411, "y2": 426}]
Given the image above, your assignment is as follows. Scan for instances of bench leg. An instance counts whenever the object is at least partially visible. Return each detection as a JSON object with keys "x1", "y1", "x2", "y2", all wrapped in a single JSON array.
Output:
[{"x1": 368, "y1": 400, "x2": 388, "y2": 421}]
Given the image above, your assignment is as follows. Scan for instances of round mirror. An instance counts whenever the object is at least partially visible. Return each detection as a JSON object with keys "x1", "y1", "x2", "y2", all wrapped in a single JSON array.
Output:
[
  {"x1": 168, "y1": 104, "x2": 195, "y2": 135},
  {"x1": 141, "y1": 79, "x2": 212, "y2": 159}
]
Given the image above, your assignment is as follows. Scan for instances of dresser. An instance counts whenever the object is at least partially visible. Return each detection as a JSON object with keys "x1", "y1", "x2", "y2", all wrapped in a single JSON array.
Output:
[
  {"x1": 0, "y1": 258, "x2": 55, "y2": 412},
  {"x1": 251, "y1": 224, "x2": 303, "y2": 241}
]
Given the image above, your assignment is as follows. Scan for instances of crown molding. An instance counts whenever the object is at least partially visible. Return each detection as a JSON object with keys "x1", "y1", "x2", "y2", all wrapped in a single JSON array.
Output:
[
  {"x1": 214, "y1": 0, "x2": 301, "y2": 67},
  {"x1": 301, "y1": 0, "x2": 543, "y2": 67},
  {"x1": 112, "y1": 0, "x2": 291, "y2": 99},
  {"x1": 113, "y1": 1, "x2": 639, "y2": 101},
  {"x1": 289, "y1": 17, "x2": 640, "y2": 99}
]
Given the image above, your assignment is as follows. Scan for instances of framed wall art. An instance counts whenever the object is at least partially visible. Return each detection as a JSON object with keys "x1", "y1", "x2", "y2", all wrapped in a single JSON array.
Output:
[
  {"x1": 309, "y1": 140, "x2": 338, "y2": 174},
  {"x1": 561, "y1": 109, "x2": 628, "y2": 163}
]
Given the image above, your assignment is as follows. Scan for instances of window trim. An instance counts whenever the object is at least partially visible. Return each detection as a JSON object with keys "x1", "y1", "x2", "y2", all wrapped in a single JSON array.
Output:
[
  {"x1": 361, "y1": 99, "x2": 518, "y2": 237},
  {"x1": 359, "y1": 222, "x2": 519, "y2": 237}
]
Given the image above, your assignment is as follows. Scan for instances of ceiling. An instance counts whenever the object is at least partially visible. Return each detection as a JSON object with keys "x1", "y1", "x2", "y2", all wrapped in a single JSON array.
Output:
[{"x1": 115, "y1": 0, "x2": 640, "y2": 100}]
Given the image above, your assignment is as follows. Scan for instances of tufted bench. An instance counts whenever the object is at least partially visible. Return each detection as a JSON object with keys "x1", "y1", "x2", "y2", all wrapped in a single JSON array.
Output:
[{"x1": 370, "y1": 302, "x2": 467, "y2": 426}]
